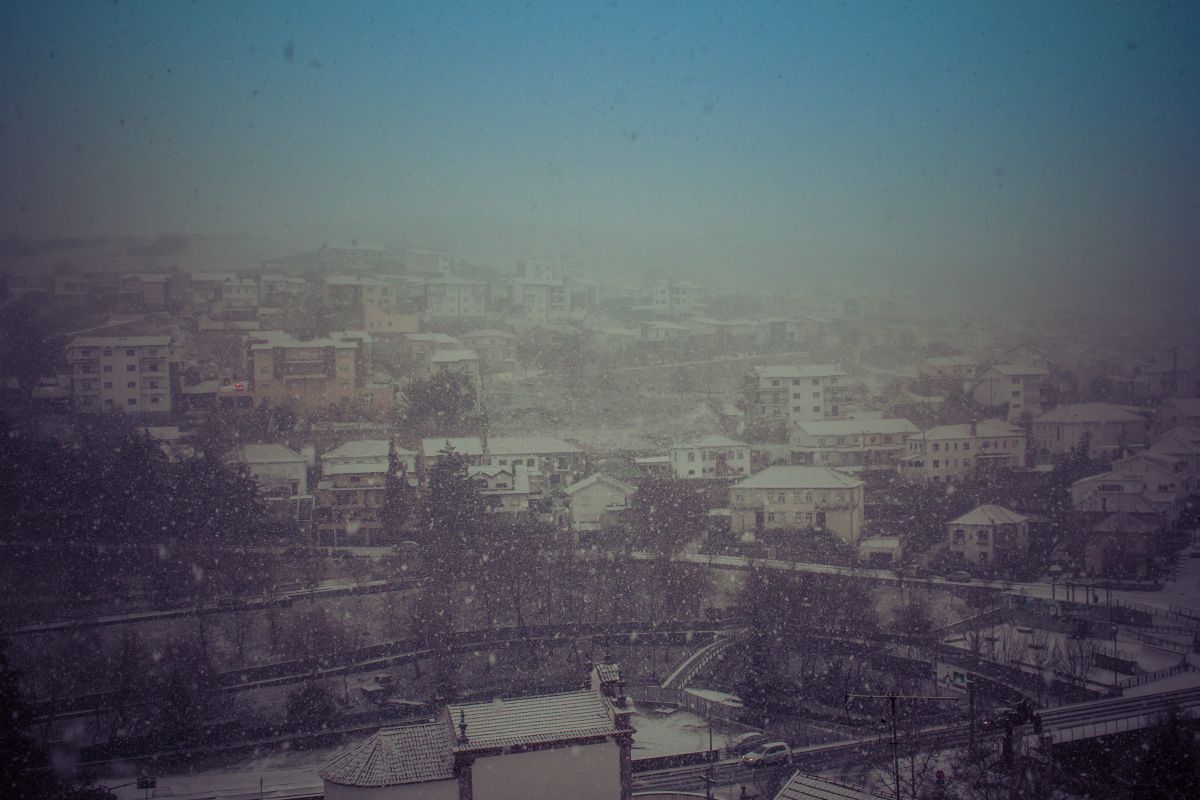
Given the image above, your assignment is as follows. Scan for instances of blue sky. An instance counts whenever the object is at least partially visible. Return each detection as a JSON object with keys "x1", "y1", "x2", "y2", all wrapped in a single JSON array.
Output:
[{"x1": 1, "y1": 1, "x2": 1197, "y2": 291}]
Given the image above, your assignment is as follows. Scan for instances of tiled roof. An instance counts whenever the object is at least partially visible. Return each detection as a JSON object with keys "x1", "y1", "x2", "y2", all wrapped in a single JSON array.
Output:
[
  {"x1": 1034, "y1": 403, "x2": 1146, "y2": 424},
  {"x1": 594, "y1": 663, "x2": 621, "y2": 684},
  {"x1": 448, "y1": 690, "x2": 619, "y2": 753},
  {"x1": 319, "y1": 722, "x2": 454, "y2": 787},
  {"x1": 564, "y1": 473, "x2": 636, "y2": 496},
  {"x1": 949, "y1": 504, "x2": 1027, "y2": 526},
  {"x1": 907, "y1": 419, "x2": 1023, "y2": 441},
  {"x1": 734, "y1": 466, "x2": 863, "y2": 490},
  {"x1": 755, "y1": 364, "x2": 845, "y2": 379},
  {"x1": 773, "y1": 770, "x2": 884, "y2": 800}
]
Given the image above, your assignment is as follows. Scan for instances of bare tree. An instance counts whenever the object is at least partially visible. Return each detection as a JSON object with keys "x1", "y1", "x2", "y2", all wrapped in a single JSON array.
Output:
[{"x1": 1061, "y1": 637, "x2": 1099, "y2": 690}]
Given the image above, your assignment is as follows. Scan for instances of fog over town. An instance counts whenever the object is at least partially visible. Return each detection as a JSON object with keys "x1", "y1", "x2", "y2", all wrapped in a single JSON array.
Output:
[{"x1": 2, "y1": 3, "x2": 1199, "y2": 800}]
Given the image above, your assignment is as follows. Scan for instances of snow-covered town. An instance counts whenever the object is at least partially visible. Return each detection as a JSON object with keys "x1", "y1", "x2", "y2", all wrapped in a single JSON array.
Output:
[{"x1": 3, "y1": 3, "x2": 1200, "y2": 800}]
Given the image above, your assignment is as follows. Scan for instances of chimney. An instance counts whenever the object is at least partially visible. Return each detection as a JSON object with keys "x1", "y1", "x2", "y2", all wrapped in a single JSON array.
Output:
[{"x1": 458, "y1": 709, "x2": 469, "y2": 743}]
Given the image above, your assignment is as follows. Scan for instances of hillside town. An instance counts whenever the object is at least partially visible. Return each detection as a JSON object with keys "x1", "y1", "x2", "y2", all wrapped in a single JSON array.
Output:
[{"x1": 2, "y1": 235, "x2": 1200, "y2": 800}]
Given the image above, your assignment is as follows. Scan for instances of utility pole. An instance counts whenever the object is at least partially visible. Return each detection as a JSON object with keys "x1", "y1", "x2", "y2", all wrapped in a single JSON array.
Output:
[{"x1": 845, "y1": 692, "x2": 962, "y2": 800}]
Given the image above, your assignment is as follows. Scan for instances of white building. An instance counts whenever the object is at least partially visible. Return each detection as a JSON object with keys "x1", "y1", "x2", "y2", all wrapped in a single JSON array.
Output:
[
  {"x1": 748, "y1": 364, "x2": 852, "y2": 424},
  {"x1": 468, "y1": 463, "x2": 533, "y2": 513},
  {"x1": 236, "y1": 444, "x2": 312, "y2": 522},
  {"x1": 508, "y1": 278, "x2": 571, "y2": 322},
  {"x1": 788, "y1": 418, "x2": 918, "y2": 473},
  {"x1": 65, "y1": 335, "x2": 181, "y2": 414},
  {"x1": 563, "y1": 474, "x2": 636, "y2": 530},
  {"x1": 946, "y1": 505, "x2": 1030, "y2": 566},
  {"x1": 730, "y1": 466, "x2": 865, "y2": 544},
  {"x1": 422, "y1": 436, "x2": 585, "y2": 488},
  {"x1": 1031, "y1": 403, "x2": 1149, "y2": 459},
  {"x1": 421, "y1": 277, "x2": 489, "y2": 318},
  {"x1": 1071, "y1": 453, "x2": 1191, "y2": 526},
  {"x1": 641, "y1": 280, "x2": 706, "y2": 316},
  {"x1": 972, "y1": 364, "x2": 1050, "y2": 421},
  {"x1": 321, "y1": 665, "x2": 634, "y2": 800},
  {"x1": 669, "y1": 435, "x2": 751, "y2": 479},
  {"x1": 899, "y1": 419, "x2": 1027, "y2": 483}
]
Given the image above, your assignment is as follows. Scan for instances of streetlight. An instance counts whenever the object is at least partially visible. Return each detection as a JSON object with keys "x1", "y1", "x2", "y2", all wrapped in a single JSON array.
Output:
[{"x1": 705, "y1": 695, "x2": 739, "y2": 800}]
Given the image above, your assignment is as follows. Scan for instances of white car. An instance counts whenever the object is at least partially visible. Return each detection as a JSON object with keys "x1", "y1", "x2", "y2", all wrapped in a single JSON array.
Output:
[{"x1": 742, "y1": 741, "x2": 791, "y2": 768}]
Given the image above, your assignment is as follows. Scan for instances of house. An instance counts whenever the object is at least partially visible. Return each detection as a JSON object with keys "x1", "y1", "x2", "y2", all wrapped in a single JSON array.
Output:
[
  {"x1": 1031, "y1": 403, "x2": 1148, "y2": 459},
  {"x1": 1070, "y1": 453, "x2": 1189, "y2": 527},
  {"x1": 898, "y1": 419, "x2": 1027, "y2": 483},
  {"x1": 321, "y1": 664, "x2": 634, "y2": 800},
  {"x1": 858, "y1": 536, "x2": 903, "y2": 567},
  {"x1": 730, "y1": 466, "x2": 865, "y2": 544},
  {"x1": 789, "y1": 417, "x2": 918, "y2": 473},
  {"x1": 507, "y1": 277, "x2": 571, "y2": 322},
  {"x1": 421, "y1": 436, "x2": 585, "y2": 488},
  {"x1": 946, "y1": 505, "x2": 1030, "y2": 566},
  {"x1": 459, "y1": 329, "x2": 519, "y2": 373},
  {"x1": 313, "y1": 440, "x2": 412, "y2": 545},
  {"x1": 1147, "y1": 427, "x2": 1200, "y2": 481},
  {"x1": 773, "y1": 770, "x2": 884, "y2": 800},
  {"x1": 468, "y1": 464, "x2": 532, "y2": 514},
  {"x1": 563, "y1": 474, "x2": 636, "y2": 530},
  {"x1": 918, "y1": 355, "x2": 978, "y2": 384},
  {"x1": 401, "y1": 333, "x2": 465, "y2": 373},
  {"x1": 65, "y1": 335, "x2": 182, "y2": 415},
  {"x1": 638, "y1": 320, "x2": 690, "y2": 343},
  {"x1": 746, "y1": 364, "x2": 852, "y2": 426},
  {"x1": 972, "y1": 364, "x2": 1050, "y2": 421},
  {"x1": 669, "y1": 435, "x2": 751, "y2": 479},
  {"x1": 419, "y1": 276, "x2": 490, "y2": 318},
  {"x1": 324, "y1": 439, "x2": 417, "y2": 483},
  {"x1": 640, "y1": 280, "x2": 707, "y2": 316},
  {"x1": 1154, "y1": 398, "x2": 1200, "y2": 434},
  {"x1": 1079, "y1": 513, "x2": 1164, "y2": 578},
  {"x1": 236, "y1": 444, "x2": 312, "y2": 523}
]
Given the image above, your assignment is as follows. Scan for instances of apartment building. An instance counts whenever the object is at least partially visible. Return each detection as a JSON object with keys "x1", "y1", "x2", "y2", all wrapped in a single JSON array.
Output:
[
  {"x1": 730, "y1": 465, "x2": 865, "y2": 544},
  {"x1": 668, "y1": 435, "x2": 751, "y2": 479},
  {"x1": 641, "y1": 280, "x2": 707, "y2": 316},
  {"x1": 460, "y1": 329, "x2": 519, "y2": 373},
  {"x1": 421, "y1": 276, "x2": 489, "y2": 318},
  {"x1": 972, "y1": 364, "x2": 1050, "y2": 421},
  {"x1": 898, "y1": 419, "x2": 1027, "y2": 483},
  {"x1": 1031, "y1": 403, "x2": 1148, "y2": 459},
  {"x1": 789, "y1": 417, "x2": 918, "y2": 473},
  {"x1": 747, "y1": 364, "x2": 852, "y2": 424},
  {"x1": 919, "y1": 356, "x2": 978, "y2": 384},
  {"x1": 508, "y1": 277, "x2": 571, "y2": 322},
  {"x1": 236, "y1": 444, "x2": 312, "y2": 524},
  {"x1": 245, "y1": 331, "x2": 363, "y2": 415},
  {"x1": 322, "y1": 275, "x2": 420, "y2": 333},
  {"x1": 1071, "y1": 452, "x2": 1190, "y2": 527},
  {"x1": 315, "y1": 443, "x2": 389, "y2": 545},
  {"x1": 421, "y1": 436, "x2": 585, "y2": 488},
  {"x1": 65, "y1": 335, "x2": 181, "y2": 414}
]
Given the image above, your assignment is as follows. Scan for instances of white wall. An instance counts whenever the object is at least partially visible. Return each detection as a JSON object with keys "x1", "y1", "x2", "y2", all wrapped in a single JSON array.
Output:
[
  {"x1": 324, "y1": 778, "x2": 458, "y2": 800},
  {"x1": 471, "y1": 741, "x2": 621, "y2": 800}
]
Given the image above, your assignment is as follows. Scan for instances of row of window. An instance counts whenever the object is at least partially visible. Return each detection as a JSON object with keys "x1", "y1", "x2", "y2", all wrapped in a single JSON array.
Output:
[
  {"x1": 735, "y1": 490, "x2": 850, "y2": 504},
  {"x1": 77, "y1": 347, "x2": 161, "y2": 358},
  {"x1": 766, "y1": 511, "x2": 820, "y2": 524},
  {"x1": 769, "y1": 377, "x2": 835, "y2": 387}
]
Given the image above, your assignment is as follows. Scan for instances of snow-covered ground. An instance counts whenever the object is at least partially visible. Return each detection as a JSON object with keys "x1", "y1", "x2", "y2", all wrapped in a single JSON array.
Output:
[{"x1": 629, "y1": 705, "x2": 724, "y2": 756}]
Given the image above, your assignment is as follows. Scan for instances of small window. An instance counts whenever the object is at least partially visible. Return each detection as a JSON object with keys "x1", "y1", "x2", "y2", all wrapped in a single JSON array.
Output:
[
  {"x1": 103, "y1": 348, "x2": 112, "y2": 356},
  {"x1": 126, "y1": 398, "x2": 136, "y2": 406},
  {"x1": 103, "y1": 365, "x2": 112, "y2": 372},
  {"x1": 103, "y1": 382, "x2": 112, "y2": 389},
  {"x1": 150, "y1": 397, "x2": 160, "y2": 405},
  {"x1": 126, "y1": 349, "x2": 136, "y2": 356},
  {"x1": 126, "y1": 364, "x2": 136, "y2": 372},
  {"x1": 127, "y1": 381, "x2": 136, "y2": 389}
]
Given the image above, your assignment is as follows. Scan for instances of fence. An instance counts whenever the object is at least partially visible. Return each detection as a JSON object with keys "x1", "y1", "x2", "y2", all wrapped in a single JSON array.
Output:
[
  {"x1": 1109, "y1": 661, "x2": 1196, "y2": 695},
  {"x1": 1124, "y1": 628, "x2": 1193, "y2": 654}
]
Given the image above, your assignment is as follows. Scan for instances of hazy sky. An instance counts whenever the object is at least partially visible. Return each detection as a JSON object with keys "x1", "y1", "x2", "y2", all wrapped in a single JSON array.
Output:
[{"x1": 2, "y1": 1, "x2": 1197, "y2": 292}]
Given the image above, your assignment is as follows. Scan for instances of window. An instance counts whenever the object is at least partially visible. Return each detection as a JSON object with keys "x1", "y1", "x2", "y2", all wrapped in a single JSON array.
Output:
[
  {"x1": 103, "y1": 382, "x2": 112, "y2": 389},
  {"x1": 127, "y1": 381, "x2": 136, "y2": 389},
  {"x1": 767, "y1": 512, "x2": 776, "y2": 522},
  {"x1": 149, "y1": 381, "x2": 159, "y2": 389},
  {"x1": 812, "y1": 406, "x2": 820, "y2": 413},
  {"x1": 933, "y1": 459, "x2": 941, "y2": 468},
  {"x1": 126, "y1": 398, "x2": 136, "y2": 406},
  {"x1": 776, "y1": 493, "x2": 786, "y2": 502},
  {"x1": 103, "y1": 365, "x2": 112, "y2": 372},
  {"x1": 953, "y1": 529, "x2": 965, "y2": 543},
  {"x1": 932, "y1": 443, "x2": 940, "y2": 452},
  {"x1": 150, "y1": 397, "x2": 159, "y2": 405},
  {"x1": 103, "y1": 348, "x2": 112, "y2": 356},
  {"x1": 963, "y1": 443, "x2": 970, "y2": 451},
  {"x1": 126, "y1": 364, "x2": 136, "y2": 372},
  {"x1": 126, "y1": 349, "x2": 136, "y2": 356},
  {"x1": 977, "y1": 530, "x2": 990, "y2": 544},
  {"x1": 812, "y1": 378, "x2": 819, "y2": 385},
  {"x1": 688, "y1": 451, "x2": 695, "y2": 462}
]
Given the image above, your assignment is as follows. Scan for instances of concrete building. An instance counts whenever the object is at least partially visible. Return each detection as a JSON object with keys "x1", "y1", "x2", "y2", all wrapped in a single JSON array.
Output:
[
  {"x1": 236, "y1": 444, "x2": 312, "y2": 523},
  {"x1": 919, "y1": 355, "x2": 978, "y2": 382},
  {"x1": 1154, "y1": 398, "x2": 1200, "y2": 434},
  {"x1": 898, "y1": 419, "x2": 1027, "y2": 483},
  {"x1": 65, "y1": 335, "x2": 181, "y2": 415},
  {"x1": 421, "y1": 436, "x2": 585, "y2": 488},
  {"x1": 314, "y1": 440, "x2": 412, "y2": 545},
  {"x1": 1071, "y1": 452, "x2": 1190, "y2": 526},
  {"x1": 747, "y1": 364, "x2": 852, "y2": 426},
  {"x1": 972, "y1": 364, "x2": 1050, "y2": 421},
  {"x1": 460, "y1": 330, "x2": 519, "y2": 373},
  {"x1": 789, "y1": 418, "x2": 918, "y2": 473},
  {"x1": 669, "y1": 435, "x2": 751, "y2": 479},
  {"x1": 563, "y1": 474, "x2": 636, "y2": 530},
  {"x1": 246, "y1": 331, "x2": 366, "y2": 416},
  {"x1": 421, "y1": 277, "x2": 489, "y2": 318},
  {"x1": 641, "y1": 280, "x2": 707, "y2": 316},
  {"x1": 730, "y1": 466, "x2": 865, "y2": 544},
  {"x1": 508, "y1": 278, "x2": 570, "y2": 322},
  {"x1": 946, "y1": 505, "x2": 1029, "y2": 566},
  {"x1": 1031, "y1": 403, "x2": 1149, "y2": 460},
  {"x1": 320, "y1": 664, "x2": 633, "y2": 800}
]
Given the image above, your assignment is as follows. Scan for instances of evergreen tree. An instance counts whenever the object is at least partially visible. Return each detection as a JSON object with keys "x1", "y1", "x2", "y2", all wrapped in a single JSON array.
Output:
[{"x1": 1126, "y1": 709, "x2": 1200, "y2": 800}]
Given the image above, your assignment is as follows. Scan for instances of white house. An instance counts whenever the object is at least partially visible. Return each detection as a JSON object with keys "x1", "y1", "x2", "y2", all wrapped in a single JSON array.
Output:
[
  {"x1": 669, "y1": 435, "x2": 751, "y2": 479},
  {"x1": 468, "y1": 464, "x2": 532, "y2": 513},
  {"x1": 946, "y1": 505, "x2": 1030, "y2": 566},
  {"x1": 563, "y1": 474, "x2": 636, "y2": 530},
  {"x1": 1071, "y1": 453, "x2": 1190, "y2": 526},
  {"x1": 730, "y1": 466, "x2": 865, "y2": 544}
]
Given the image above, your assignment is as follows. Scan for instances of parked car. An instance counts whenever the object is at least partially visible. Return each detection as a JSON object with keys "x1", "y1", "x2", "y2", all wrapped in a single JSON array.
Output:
[
  {"x1": 731, "y1": 732, "x2": 768, "y2": 753},
  {"x1": 946, "y1": 570, "x2": 972, "y2": 583},
  {"x1": 742, "y1": 741, "x2": 791, "y2": 768}
]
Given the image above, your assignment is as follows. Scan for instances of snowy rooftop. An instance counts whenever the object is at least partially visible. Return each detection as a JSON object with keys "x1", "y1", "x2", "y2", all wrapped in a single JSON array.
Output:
[
  {"x1": 949, "y1": 504, "x2": 1028, "y2": 526},
  {"x1": 923, "y1": 355, "x2": 977, "y2": 367},
  {"x1": 564, "y1": 473, "x2": 636, "y2": 496},
  {"x1": 1035, "y1": 403, "x2": 1147, "y2": 424},
  {"x1": 422, "y1": 436, "x2": 582, "y2": 458},
  {"x1": 754, "y1": 364, "x2": 845, "y2": 379},
  {"x1": 322, "y1": 440, "x2": 413, "y2": 462},
  {"x1": 775, "y1": 770, "x2": 884, "y2": 800},
  {"x1": 68, "y1": 335, "x2": 173, "y2": 348},
  {"x1": 673, "y1": 434, "x2": 748, "y2": 450},
  {"x1": 734, "y1": 466, "x2": 863, "y2": 490},
  {"x1": 429, "y1": 349, "x2": 479, "y2": 364},
  {"x1": 238, "y1": 444, "x2": 305, "y2": 464},
  {"x1": 793, "y1": 418, "x2": 917, "y2": 436},
  {"x1": 447, "y1": 690, "x2": 619, "y2": 753},
  {"x1": 982, "y1": 363, "x2": 1051, "y2": 377},
  {"x1": 907, "y1": 419, "x2": 1023, "y2": 441},
  {"x1": 324, "y1": 461, "x2": 389, "y2": 476},
  {"x1": 319, "y1": 722, "x2": 454, "y2": 788}
]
